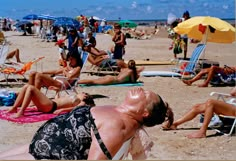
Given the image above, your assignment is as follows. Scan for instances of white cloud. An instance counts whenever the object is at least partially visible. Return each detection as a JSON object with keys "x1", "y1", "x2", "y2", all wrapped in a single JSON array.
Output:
[
  {"x1": 203, "y1": 3, "x2": 208, "y2": 7},
  {"x1": 146, "y1": 6, "x2": 152, "y2": 13},
  {"x1": 96, "y1": 7, "x2": 102, "y2": 11},
  {"x1": 131, "y1": 1, "x2": 137, "y2": 9},
  {"x1": 222, "y1": 5, "x2": 229, "y2": 9}
]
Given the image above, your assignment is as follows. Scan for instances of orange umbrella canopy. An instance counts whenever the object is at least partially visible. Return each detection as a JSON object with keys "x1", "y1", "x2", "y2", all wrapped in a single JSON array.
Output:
[{"x1": 174, "y1": 16, "x2": 235, "y2": 43}]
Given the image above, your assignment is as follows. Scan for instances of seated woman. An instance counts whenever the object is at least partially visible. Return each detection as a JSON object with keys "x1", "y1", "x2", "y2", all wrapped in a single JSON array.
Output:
[
  {"x1": 0, "y1": 87, "x2": 173, "y2": 160},
  {"x1": 78, "y1": 60, "x2": 144, "y2": 85},
  {"x1": 162, "y1": 87, "x2": 236, "y2": 139},
  {"x1": 28, "y1": 50, "x2": 83, "y2": 91},
  {"x1": 7, "y1": 84, "x2": 95, "y2": 118},
  {"x1": 182, "y1": 65, "x2": 236, "y2": 87}
]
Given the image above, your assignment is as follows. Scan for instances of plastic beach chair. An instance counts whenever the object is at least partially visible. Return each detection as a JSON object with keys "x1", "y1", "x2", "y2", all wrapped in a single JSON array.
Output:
[
  {"x1": 45, "y1": 51, "x2": 89, "y2": 96},
  {"x1": 173, "y1": 43, "x2": 206, "y2": 78},
  {"x1": 209, "y1": 92, "x2": 236, "y2": 136},
  {"x1": 1, "y1": 56, "x2": 45, "y2": 84}
]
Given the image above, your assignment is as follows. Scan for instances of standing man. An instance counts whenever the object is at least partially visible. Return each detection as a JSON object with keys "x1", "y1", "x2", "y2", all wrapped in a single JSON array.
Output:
[{"x1": 181, "y1": 11, "x2": 190, "y2": 60}]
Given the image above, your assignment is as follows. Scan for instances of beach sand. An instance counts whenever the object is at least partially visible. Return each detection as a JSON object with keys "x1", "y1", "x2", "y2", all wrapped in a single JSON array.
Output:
[{"x1": 0, "y1": 27, "x2": 235, "y2": 160}]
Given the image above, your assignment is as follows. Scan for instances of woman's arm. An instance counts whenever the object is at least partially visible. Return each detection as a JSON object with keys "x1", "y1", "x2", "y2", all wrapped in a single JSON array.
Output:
[
  {"x1": 63, "y1": 66, "x2": 81, "y2": 79},
  {"x1": 53, "y1": 107, "x2": 74, "y2": 115},
  {"x1": 42, "y1": 68, "x2": 63, "y2": 75}
]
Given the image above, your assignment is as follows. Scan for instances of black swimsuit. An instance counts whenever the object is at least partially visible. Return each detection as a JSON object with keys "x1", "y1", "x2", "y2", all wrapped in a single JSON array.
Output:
[{"x1": 29, "y1": 105, "x2": 112, "y2": 160}]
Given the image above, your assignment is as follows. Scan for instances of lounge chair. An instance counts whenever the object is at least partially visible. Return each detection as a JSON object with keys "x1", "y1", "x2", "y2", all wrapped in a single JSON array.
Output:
[
  {"x1": 140, "y1": 43, "x2": 206, "y2": 78},
  {"x1": 172, "y1": 43, "x2": 206, "y2": 78},
  {"x1": 209, "y1": 92, "x2": 236, "y2": 136},
  {"x1": 1, "y1": 57, "x2": 45, "y2": 84},
  {"x1": 84, "y1": 51, "x2": 119, "y2": 76}
]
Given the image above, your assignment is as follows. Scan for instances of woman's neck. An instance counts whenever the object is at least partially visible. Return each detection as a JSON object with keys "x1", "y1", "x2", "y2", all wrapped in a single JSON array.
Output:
[{"x1": 116, "y1": 104, "x2": 143, "y2": 126}]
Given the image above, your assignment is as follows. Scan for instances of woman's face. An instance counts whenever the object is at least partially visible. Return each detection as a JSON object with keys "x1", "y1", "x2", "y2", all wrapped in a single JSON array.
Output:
[{"x1": 68, "y1": 56, "x2": 77, "y2": 67}]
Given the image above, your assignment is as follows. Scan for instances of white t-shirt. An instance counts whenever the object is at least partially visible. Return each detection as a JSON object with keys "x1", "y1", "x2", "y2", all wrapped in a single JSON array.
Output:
[{"x1": 58, "y1": 47, "x2": 67, "y2": 60}]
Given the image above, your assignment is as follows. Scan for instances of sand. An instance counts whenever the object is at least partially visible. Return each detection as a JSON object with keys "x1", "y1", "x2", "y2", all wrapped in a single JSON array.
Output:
[{"x1": 0, "y1": 27, "x2": 235, "y2": 160}]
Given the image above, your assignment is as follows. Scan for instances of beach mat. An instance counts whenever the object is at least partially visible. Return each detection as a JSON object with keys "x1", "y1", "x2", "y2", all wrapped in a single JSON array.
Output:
[
  {"x1": 125, "y1": 60, "x2": 176, "y2": 65},
  {"x1": 0, "y1": 106, "x2": 56, "y2": 124},
  {"x1": 79, "y1": 82, "x2": 143, "y2": 87}
]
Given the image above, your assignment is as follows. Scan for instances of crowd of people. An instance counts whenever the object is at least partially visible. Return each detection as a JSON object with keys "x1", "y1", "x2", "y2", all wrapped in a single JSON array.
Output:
[{"x1": 0, "y1": 13, "x2": 235, "y2": 160}]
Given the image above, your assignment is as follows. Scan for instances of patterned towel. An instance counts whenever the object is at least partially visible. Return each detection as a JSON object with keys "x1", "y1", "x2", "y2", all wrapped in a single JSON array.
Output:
[{"x1": 0, "y1": 106, "x2": 57, "y2": 124}]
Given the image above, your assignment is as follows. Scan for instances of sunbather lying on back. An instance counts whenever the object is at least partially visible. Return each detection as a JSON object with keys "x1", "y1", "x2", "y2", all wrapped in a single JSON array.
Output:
[
  {"x1": 78, "y1": 60, "x2": 144, "y2": 85},
  {"x1": 0, "y1": 87, "x2": 173, "y2": 160},
  {"x1": 7, "y1": 84, "x2": 95, "y2": 118}
]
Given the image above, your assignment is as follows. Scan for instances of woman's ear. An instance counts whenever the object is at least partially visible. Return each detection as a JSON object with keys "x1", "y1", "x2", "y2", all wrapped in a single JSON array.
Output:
[{"x1": 142, "y1": 109, "x2": 150, "y2": 118}]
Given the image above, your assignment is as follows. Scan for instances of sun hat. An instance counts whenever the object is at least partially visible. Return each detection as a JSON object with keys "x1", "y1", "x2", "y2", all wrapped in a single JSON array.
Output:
[{"x1": 55, "y1": 39, "x2": 65, "y2": 46}]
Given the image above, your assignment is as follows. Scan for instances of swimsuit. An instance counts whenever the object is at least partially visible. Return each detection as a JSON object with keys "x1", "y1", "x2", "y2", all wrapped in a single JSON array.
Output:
[
  {"x1": 29, "y1": 106, "x2": 112, "y2": 160},
  {"x1": 47, "y1": 101, "x2": 57, "y2": 113}
]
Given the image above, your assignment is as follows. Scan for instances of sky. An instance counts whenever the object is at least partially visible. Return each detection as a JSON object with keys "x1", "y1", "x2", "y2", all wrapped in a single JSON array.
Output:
[{"x1": 0, "y1": 0, "x2": 235, "y2": 20}]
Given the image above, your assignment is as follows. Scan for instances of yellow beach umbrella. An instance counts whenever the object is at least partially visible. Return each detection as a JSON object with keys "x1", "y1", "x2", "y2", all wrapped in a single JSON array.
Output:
[{"x1": 174, "y1": 16, "x2": 235, "y2": 43}]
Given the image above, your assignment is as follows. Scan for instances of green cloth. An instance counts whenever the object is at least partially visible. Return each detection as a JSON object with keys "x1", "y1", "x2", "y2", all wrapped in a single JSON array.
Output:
[{"x1": 79, "y1": 82, "x2": 143, "y2": 87}]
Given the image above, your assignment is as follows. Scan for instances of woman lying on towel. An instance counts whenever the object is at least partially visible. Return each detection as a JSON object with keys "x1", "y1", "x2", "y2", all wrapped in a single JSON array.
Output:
[
  {"x1": 162, "y1": 87, "x2": 236, "y2": 139},
  {"x1": 28, "y1": 49, "x2": 83, "y2": 91},
  {"x1": 79, "y1": 60, "x2": 144, "y2": 85},
  {"x1": 7, "y1": 84, "x2": 95, "y2": 118},
  {"x1": 0, "y1": 87, "x2": 173, "y2": 160}
]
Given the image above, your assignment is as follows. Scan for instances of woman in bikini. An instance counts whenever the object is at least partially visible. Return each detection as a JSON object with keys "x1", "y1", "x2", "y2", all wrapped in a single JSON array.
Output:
[
  {"x1": 28, "y1": 50, "x2": 83, "y2": 91},
  {"x1": 7, "y1": 84, "x2": 95, "y2": 118},
  {"x1": 78, "y1": 60, "x2": 144, "y2": 85}
]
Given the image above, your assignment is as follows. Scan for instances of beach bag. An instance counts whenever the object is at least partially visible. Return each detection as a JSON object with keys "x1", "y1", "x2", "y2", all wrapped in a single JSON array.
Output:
[
  {"x1": 210, "y1": 65, "x2": 236, "y2": 86},
  {"x1": 173, "y1": 42, "x2": 182, "y2": 54},
  {"x1": 0, "y1": 89, "x2": 17, "y2": 106}
]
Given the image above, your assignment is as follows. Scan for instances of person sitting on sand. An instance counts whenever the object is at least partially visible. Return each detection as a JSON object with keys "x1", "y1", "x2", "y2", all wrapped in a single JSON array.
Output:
[
  {"x1": 0, "y1": 87, "x2": 173, "y2": 160},
  {"x1": 78, "y1": 60, "x2": 144, "y2": 85},
  {"x1": 28, "y1": 50, "x2": 83, "y2": 91},
  {"x1": 162, "y1": 87, "x2": 236, "y2": 139},
  {"x1": 182, "y1": 65, "x2": 236, "y2": 87},
  {"x1": 7, "y1": 84, "x2": 95, "y2": 118},
  {"x1": 6, "y1": 48, "x2": 22, "y2": 63}
]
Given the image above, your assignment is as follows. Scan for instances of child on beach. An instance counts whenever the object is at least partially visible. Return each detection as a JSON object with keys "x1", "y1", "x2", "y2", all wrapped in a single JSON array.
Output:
[
  {"x1": 169, "y1": 33, "x2": 185, "y2": 59},
  {"x1": 55, "y1": 39, "x2": 67, "y2": 67},
  {"x1": 112, "y1": 23, "x2": 126, "y2": 59},
  {"x1": 7, "y1": 84, "x2": 95, "y2": 118}
]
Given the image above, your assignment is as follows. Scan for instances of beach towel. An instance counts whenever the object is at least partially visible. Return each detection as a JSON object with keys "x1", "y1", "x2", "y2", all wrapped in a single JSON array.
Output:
[
  {"x1": 79, "y1": 82, "x2": 144, "y2": 87},
  {"x1": 0, "y1": 106, "x2": 57, "y2": 124}
]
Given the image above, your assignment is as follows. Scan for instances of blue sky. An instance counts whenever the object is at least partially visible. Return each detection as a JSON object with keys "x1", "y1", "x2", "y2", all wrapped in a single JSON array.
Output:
[{"x1": 0, "y1": 0, "x2": 235, "y2": 20}]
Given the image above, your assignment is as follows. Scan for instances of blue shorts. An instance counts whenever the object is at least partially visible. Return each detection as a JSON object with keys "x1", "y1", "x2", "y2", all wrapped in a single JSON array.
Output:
[{"x1": 100, "y1": 58, "x2": 117, "y2": 68}]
